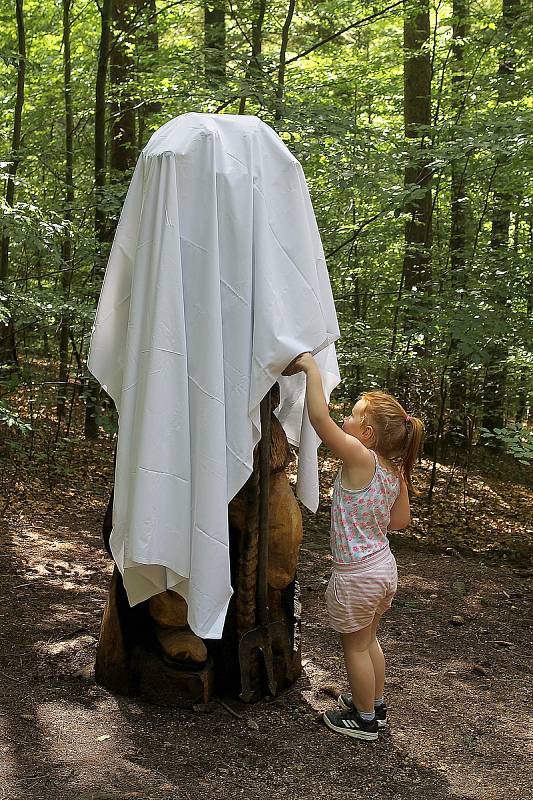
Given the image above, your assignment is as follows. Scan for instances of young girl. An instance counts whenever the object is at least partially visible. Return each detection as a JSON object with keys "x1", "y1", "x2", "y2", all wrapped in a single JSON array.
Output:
[{"x1": 286, "y1": 352, "x2": 424, "y2": 740}]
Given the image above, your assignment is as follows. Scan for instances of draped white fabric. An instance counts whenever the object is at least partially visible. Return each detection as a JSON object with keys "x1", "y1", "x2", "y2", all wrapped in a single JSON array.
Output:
[{"x1": 88, "y1": 113, "x2": 340, "y2": 639}]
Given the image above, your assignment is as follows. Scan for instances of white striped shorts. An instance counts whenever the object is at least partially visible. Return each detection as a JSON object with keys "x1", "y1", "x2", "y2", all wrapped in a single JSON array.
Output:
[{"x1": 325, "y1": 546, "x2": 398, "y2": 634}]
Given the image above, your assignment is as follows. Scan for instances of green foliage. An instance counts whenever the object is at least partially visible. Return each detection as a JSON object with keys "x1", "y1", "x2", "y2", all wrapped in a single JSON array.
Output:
[
  {"x1": 0, "y1": 402, "x2": 31, "y2": 433},
  {"x1": 0, "y1": 0, "x2": 531, "y2": 455},
  {"x1": 480, "y1": 425, "x2": 533, "y2": 464}
]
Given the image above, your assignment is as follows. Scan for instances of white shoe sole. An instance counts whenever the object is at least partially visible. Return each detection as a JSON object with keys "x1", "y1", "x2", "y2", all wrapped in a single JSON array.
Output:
[
  {"x1": 338, "y1": 696, "x2": 388, "y2": 728},
  {"x1": 323, "y1": 713, "x2": 378, "y2": 741}
]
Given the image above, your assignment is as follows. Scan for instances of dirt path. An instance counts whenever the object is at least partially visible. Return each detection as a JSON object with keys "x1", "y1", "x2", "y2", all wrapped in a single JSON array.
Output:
[{"x1": 1, "y1": 465, "x2": 531, "y2": 800}]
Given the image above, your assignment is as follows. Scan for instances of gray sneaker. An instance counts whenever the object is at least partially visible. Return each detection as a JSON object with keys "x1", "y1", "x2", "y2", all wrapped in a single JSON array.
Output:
[
  {"x1": 338, "y1": 693, "x2": 388, "y2": 728},
  {"x1": 323, "y1": 708, "x2": 378, "y2": 741}
]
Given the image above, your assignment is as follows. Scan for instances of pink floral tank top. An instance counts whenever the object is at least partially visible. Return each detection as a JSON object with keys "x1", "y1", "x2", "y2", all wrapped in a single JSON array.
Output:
[{"x1": 330, "y1": 449, "x2": 401, "y2": 563}]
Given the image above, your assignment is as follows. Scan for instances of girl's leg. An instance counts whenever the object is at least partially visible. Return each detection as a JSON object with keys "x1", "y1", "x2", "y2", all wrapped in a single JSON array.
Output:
[
  {"x1": 340, "y1": 624, "x2": 374, "y2": 714},
  {"x1": 369, "y1": 613, "x2": 385, "y2": 701}
]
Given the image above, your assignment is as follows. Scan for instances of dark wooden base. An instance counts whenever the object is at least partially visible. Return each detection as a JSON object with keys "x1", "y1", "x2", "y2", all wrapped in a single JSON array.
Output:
[
  {"x1": 135, "y1": 651, "x2": 214, "y2": 707},
  {"x1": 94, "y1": 565, "x2": 301, "y2": 707}
]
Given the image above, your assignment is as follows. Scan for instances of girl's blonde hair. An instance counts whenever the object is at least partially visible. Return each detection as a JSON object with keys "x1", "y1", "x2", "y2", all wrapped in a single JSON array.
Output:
[{"x1": 358, "y1": 390, "x2": 424, "y2": 495}]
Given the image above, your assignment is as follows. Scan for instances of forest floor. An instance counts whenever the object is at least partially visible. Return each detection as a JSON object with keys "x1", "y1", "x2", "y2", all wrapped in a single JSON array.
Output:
[{"x1": 0, "y1": 420, "x2": 532, "y2": 800}]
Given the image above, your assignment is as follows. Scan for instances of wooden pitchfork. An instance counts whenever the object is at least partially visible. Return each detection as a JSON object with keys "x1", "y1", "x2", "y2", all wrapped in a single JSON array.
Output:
[{"x1": 238, "y1": 392, "x2": 291, "y2": 702}]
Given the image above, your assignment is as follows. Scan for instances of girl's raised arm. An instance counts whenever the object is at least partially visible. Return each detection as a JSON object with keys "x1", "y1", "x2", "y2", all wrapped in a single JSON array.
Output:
[{"x1": 287, "y1": 353, "x2": 369, "y2": 467}]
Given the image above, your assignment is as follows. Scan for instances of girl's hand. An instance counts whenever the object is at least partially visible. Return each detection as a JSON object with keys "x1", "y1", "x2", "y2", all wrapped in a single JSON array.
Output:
[{"x1": 282, "y1": 352, "x2": 315, "y2": 376}]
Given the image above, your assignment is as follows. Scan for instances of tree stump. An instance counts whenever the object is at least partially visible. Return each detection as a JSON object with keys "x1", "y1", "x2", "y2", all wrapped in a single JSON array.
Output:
[{"x1": 95, "y1": 385, "x2": 303, "y2": 705}]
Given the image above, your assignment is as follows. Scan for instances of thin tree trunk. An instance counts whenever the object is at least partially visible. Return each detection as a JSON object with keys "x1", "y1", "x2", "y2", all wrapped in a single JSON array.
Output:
[
  {"x1": 86, "y1": 0, "x2": 113, "y2": 440},
  {"x1": 402, "y1": 0, "x2": 432, "y2": 300},
  {"x1": 95, "y1": 0, "x2": 112, "y2": 252},
  {"x1": 204, "y1": 1, "x2": 226, "y2": 85},
  {"x1": 0, "y1": 0, "x2": 25, "y2": 369},
  {"x1": 515, "y1": 218, "x2": 531, "y2": 424},
  {"x1": 57, "y1": 0, "x2": 75, "y2": 420},
  {"x1": 447, "y1": 0, "x2": 470, "y2": 445},
  {"x1": 386, "y1": 263, "x2": 406, "y2": 390},
  {"x1": 428, "y1": 339, "x2": 454, "y2": 501},
  {"x1": 449, "y1": 0, "x2": 469, "y2": 278},
  {"x1": 136, "y1": 0, "x2": 161, "y2": 149},
  {"x1": 274, "y1": 0, "x2": 296, "y2": 122},
  {"x1": 481, "y1": 0, "x2": 520, "y2": 432},
  {"x1": 238, "y1": 0, "x2": 266, "y2": 115}
]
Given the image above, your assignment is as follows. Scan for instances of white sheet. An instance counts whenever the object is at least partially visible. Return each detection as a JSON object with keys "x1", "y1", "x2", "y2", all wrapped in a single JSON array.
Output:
[{"x1": 88, "y1": 113, "x2": 340, "y2": 638}]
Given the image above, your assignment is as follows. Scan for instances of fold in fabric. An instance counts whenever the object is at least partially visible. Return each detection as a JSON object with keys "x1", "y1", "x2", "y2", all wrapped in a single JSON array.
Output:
[{"x1": 88, "y1": 113, "x2": 340, "y2": 639}]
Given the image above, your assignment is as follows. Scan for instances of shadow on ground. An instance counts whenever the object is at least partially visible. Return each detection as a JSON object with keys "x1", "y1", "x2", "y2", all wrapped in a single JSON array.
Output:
[{"x1": 0, "y1": 489, "x2": 531, "y2": 800}]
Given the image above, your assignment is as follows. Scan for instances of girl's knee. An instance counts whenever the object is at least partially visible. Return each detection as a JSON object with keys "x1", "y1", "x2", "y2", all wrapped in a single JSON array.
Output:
[{"x1": 341, "y1": 625, "x2": 373, "y2": 652}]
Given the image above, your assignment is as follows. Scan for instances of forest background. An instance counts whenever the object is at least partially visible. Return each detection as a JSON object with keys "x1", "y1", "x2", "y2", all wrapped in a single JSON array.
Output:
[
  {"x1": 1, "y1": 7, "x2": 532, "y2": 798},
  {"x1": 0, "y1": 0, "x2": 531, "y2": 557}
]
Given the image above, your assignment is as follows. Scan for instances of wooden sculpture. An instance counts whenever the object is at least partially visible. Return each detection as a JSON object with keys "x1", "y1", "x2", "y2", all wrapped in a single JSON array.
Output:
[{"x1": 94, "y1": 384, "x2": 303, "y2": 705}]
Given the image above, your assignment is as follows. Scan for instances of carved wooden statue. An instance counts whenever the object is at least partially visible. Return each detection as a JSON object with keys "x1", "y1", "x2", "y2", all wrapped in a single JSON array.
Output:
[{"x1": 95, "y1": 384, "x2": 303, "y2": 705}]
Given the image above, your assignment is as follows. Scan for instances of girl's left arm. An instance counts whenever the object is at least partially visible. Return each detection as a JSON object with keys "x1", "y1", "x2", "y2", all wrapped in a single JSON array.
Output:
[{"x1": 388, "y1": 478, "x2": 411, "y2": 530}]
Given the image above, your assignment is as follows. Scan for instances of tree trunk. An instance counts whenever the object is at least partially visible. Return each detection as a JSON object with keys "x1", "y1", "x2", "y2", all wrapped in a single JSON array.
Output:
[
  {"x1": 238, "y1": 0, "x2": 266, "y2": 114},
  {"x1": 447, "y1": 0, "x2": 470, "y2": 446},
  {"x1": 94, "y1": 0, "x2": 112, "y2": 253},
  {"x1": 136, "y1": 0, "x2": 161, "y2": 149},
  {"x1": 57, "y1": 0, "x2": 75, "y2": 420},
  {"x1": 481, "y1": 0, "x2": 520, "y2": 432},
  {"x1": 86, "y1": 0, "x2": 113, "y2": 440},
  {"x1": 0, "y1": 0, "x2": 25, "y2": 370},
  {"x1": 515, "y1": 220, "x2": 531, "y2": 425},
  {"x1": 204, "y1": 1, "x2": 226, "y2": 85},
  {"x1": 398, "y1": 0, "x2": 432, "y2": 409},
  {"x1": 449, "y1": 0, "x2": 470, "y2": 278},
  {"x1": 402, "y1": 0, "x2": 432, "y2": 300},
  {"x1": 274, "y1": 0, "x2": 296, "y2": 122},
  {"x1": 109, "y1": 0, "x2": 137, "y2": 177}
]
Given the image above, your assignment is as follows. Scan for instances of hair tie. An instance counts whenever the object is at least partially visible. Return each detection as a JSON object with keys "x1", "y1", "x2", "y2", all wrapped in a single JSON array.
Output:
[{"x1": 405, "y1": 415, "x2": 411, "y2": 423}]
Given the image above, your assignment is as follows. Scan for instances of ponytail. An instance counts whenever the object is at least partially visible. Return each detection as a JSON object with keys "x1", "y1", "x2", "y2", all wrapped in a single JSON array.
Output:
[{"x1": 399, "y1": 417, "x2": 424, "y2": 495}]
